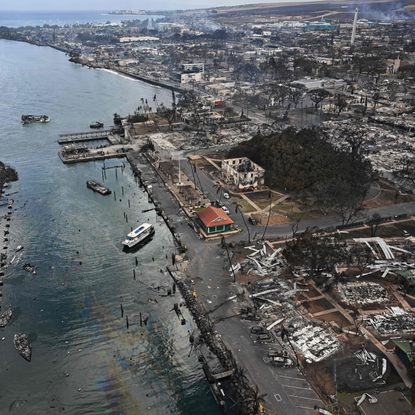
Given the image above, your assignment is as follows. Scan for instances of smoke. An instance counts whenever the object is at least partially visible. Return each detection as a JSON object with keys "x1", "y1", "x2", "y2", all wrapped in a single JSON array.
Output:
[{"x1": 355, "y1": 1, "x2": 415, "y2": 22}]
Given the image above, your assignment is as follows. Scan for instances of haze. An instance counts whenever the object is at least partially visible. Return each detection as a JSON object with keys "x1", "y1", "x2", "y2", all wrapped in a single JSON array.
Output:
[{"x1": 1, "y1": 0, "x2": 312, "y2": 11}]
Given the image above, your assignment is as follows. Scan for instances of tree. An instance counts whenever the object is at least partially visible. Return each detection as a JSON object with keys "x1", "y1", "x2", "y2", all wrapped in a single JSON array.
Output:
[
  {"x1": 349, "y1": 242, "x2": 373, "y2": 278},
  {"x1": 157, "y1": 103, "x2": 176, "y2": 130},
  {"x1": 283, "y1": 227, "x2": 345, "y2": 278},
  {"x1": 234, "y1": 203, "x2": 251, "y2": 243},
  {"x1": 291, "y1": 218, "x2": 301, "y2": 238},
  {"x1": 261, "y1": 191, "x2": 272, "y2": 240},
  {"x1": 214, "y1": 183, "x2": 224, "y2": 204},
  {"x1": 248, "y1": 384, "x2": 267, "y2": 414},
  {"x1": 367, "y1": 213, "x2": 382, "y2": 237},
  {"x1": 334, "y1": 94, "x2": 348, "y2": 116},
  {"x1": 372, "y1": 92, "x2": 381, "y2": 112},
  {"x1": 288, "y1": 85, "x2": 306, "y2": 108},
  {"x1": 113, "y1": 113, "x2": 122, "y2": 125},
  {"x1": 309, "y1": 88, "x2": 330, "y2": 112}
]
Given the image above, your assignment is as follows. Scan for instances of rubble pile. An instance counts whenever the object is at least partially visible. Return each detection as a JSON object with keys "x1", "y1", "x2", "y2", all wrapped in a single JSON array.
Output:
[
  {"x1": 364, "y1": 307, "x2": 415, "y2": 335},
  {"x1": 247, "y1": 280, "x2": 340, "y2": 362},
  {"x1": 240, "y1": 244, "x2": 285, "y2": 277},
  {"x1": 285, "y1": 317, "x2": 341, "y2": 362},
  {"x1": 338, "y1": 282, "x2": 390, "y2": 305},
  {"x1": 323, "y1": 119, "x2": 415, "y2": 188},
  {"x1": 353, "y1": 346, "x2": 388, "y2": 383}
]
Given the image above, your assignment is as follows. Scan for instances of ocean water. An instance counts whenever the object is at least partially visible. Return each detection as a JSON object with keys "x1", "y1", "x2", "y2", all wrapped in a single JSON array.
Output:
[
  {"x1": 0, "y1": 11, "x2": 164, "y2": 28},
  {"x1": 0, "y1": 39, "x2": 221, "y2": 414}
]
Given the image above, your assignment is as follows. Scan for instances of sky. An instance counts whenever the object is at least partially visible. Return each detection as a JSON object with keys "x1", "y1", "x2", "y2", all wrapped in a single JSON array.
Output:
[{"x1": 0, "y1": 0, "x2": 304, "y2": 11}]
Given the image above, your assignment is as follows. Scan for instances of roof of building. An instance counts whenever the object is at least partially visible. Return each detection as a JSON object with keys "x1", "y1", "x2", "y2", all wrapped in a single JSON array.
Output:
[
  {"x1": 196, "y1": 206, "x2": 234, "y2": 228},
  {"x1": 393, "y1": 340, "x2": 415, "y2": 363}
]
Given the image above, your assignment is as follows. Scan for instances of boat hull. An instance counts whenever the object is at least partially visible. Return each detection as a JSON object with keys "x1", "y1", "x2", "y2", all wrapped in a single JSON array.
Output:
[
  {"x1": 13, "y1": 333, "x2": 32, "y2": 362},
  {"x1": 122, "y1": 226, "x2": 155, "y2": 249}
]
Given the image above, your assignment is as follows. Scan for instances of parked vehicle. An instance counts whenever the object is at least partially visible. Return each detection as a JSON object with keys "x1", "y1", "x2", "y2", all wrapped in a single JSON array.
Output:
[
  {"x1": 258, "y1": 333, "x2": 272, "y2": 343},
  {"x1": 223, "y1": 192, "x2": 230, "y2": 199},
  {"x1": 251, "y1": 326, "x2": 267, "y2": 335},
  {"x1": 248, "y1": 216, "x2": 257, "y2": 225},
  {"x1": 222, "y1": 206, "x2": 230, "y2": 215}
]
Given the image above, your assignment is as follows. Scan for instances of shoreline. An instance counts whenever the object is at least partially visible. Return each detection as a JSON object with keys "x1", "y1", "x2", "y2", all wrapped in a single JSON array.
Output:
[{"x1": 0, "y1": 38, "x2": 186, "y2": 94}]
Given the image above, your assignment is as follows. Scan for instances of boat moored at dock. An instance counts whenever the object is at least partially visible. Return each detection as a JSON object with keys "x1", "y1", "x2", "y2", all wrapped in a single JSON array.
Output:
[
  {"x1": 86, "y1": 180, "x2": 111, "y2": 195},
  {"x1": 22, "y1": 115, "x2": 50, "y2": 124},
  {"x1": 122, "y1": 223, "x2": 155, "y2": 248}
]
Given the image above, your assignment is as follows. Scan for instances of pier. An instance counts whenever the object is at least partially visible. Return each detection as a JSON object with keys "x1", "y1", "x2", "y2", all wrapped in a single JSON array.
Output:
[
  {"x1": 58, "y1": 148, "x2": 127, "y2": 164},
  {"x1": 58, "y1": 130, "x2": 118, "y2": 145}
]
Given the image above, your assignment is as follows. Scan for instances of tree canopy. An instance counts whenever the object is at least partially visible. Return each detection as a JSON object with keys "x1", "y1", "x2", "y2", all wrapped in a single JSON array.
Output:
[{"x1": 226, "y1": 128, "x2": 374, "y2": 215}]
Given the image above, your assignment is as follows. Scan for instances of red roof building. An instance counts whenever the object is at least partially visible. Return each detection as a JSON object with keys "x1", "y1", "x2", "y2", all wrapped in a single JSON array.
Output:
[{"x1": 196, "y1": 206, "x2": 234, "y2": 234}]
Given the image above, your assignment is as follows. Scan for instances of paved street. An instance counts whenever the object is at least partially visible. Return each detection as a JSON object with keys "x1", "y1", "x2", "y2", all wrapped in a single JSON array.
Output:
[{"x1": 131, "y1": 150, "x2": 415, "y2": 415}]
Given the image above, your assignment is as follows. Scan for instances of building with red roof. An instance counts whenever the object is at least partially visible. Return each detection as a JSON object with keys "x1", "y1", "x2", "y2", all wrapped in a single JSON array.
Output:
[{"x1": 195, "y1": 206, "x2": 234, "y2": 234}]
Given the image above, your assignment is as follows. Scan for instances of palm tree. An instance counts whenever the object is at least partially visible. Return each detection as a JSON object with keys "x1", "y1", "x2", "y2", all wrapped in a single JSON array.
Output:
[
  {"x1": 261, "y1": 191, "x2": 272, "y2": 240},
  {"x1": 248, "y1": 384, "x2": 267, "y2": 414},
  {"x1": 234, "y1": 203, "x2": 251, "y2": 243},
  {"x1": 214, "y1": 182, "x2": 223, "y2": 204}
]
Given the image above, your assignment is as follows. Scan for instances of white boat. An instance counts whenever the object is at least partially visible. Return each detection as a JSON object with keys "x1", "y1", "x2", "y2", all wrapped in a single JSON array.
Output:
[{"x1": 122, "y1": 223, "x2": 155, "y2": 248}]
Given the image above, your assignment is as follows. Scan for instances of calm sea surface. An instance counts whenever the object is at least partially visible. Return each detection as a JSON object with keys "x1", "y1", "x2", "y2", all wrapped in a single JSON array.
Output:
[
  {"x1": 0, "y1": 11, "x2": 164, "y2": 28},
  {"x1": 0, "y1": 40, "x2": 220, "y2": 414}
]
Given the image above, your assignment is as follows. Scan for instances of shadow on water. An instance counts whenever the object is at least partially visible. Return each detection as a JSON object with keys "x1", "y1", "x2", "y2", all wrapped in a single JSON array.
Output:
[{"x1": 122, "y1": 236, "x2": 154, "y2": 254}]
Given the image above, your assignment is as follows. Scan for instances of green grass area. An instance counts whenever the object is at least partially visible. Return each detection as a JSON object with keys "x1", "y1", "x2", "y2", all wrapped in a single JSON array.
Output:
[
  {"x1": 238, "y1": 200, "x2": 256, "y2": 213},
  {"x1": 245, "y1": 191, "x2": 281, "y2": 210},
  {"x1": 271, "y1": 199, "x2": 324, "y2": 221},
  {"x1": 191, "y1": 207, "x2": 205, "y2": 212},
  {"x1": 336, "y1": 391, "x2": 362, "y2": 407}
]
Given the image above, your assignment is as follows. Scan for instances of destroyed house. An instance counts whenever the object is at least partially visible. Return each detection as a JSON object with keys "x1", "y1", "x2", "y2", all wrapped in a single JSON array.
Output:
[
  {"x1": 195, "y1": 206, "x2": 234, "y2": 234},
  {"x1": 221, "y1": 157, "x2": 265, "y2": 189},
  {"x1": 393, "y1": 340, "x2": 415, "y2": 368}
]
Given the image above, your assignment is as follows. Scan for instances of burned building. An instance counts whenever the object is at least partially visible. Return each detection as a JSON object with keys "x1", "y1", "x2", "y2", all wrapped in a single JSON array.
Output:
[{"x1": 221, "y1": 157, "x2": 265, "y2": 190}]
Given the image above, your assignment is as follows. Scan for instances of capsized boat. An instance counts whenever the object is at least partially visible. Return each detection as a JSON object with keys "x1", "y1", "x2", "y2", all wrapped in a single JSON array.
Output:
[
  {"x1": 13, "y1": 333, "x2": 32, "y2": 362},
  {"x1": 0, "y1": 305, "x2": 12, "y2": 327},
  {"x1": 21, "y1": 115, "x2": 50, "y2": 124},
  {"x1": 122, "y1": 223, "x2": 155, "y2": 248},
  {"x1": 86, "y1": 180, "x2": 111, "y2": 195},
  {"x1": 90, "y1": 121, "x2": 104, "y2": 129}
]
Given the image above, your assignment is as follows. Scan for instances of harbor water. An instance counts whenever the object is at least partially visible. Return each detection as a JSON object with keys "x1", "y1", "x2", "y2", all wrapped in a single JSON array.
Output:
[{"x1": 0, "y1": 39, "x2": 222, "y2": 414}]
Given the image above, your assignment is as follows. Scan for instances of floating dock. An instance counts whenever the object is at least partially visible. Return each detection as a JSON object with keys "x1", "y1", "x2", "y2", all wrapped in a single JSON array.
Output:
[{"x1": 58, "y1": 130, "x2": 118, "y2": 145}]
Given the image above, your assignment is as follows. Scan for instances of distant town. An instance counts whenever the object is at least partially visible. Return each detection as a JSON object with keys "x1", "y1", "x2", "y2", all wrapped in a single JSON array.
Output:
[{"x1": 3, "y1": 1, "x2": 415, "y2": 413}]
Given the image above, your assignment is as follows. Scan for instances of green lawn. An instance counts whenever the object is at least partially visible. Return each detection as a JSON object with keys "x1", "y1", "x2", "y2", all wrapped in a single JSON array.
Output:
[
  {"x1": 271, "y1": 199, "x2": 324, "y2": 221},
  {"x1": 238, "y1": 200, "x2": 257, "y2": 213},
  {"x1": 245, "y1": 191, "x2": 281, "y2": 210}
]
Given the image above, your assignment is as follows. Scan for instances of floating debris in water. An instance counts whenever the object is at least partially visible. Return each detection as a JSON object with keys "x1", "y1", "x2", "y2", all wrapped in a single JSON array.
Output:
[
  {"x1": 0, "y1": 305, "x2": 12, "y2": 327},
  {"x1": 13, "y1": 333, "x2": 32, "y2": 362}
]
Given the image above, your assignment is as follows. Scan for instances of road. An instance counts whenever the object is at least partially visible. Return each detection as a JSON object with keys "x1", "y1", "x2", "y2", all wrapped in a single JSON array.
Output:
[{"x1": 176, "y1": 152, "x2": 415, "y2": 242}]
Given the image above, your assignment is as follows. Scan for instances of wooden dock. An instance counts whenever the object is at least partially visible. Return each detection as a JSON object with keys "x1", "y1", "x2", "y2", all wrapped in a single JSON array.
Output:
[
  {"x1": 58, "y1": 150, "x2": 126, "y2": 164},
  {"x1": 58, "y1": 130, "x2": 118, "y2": 145}
]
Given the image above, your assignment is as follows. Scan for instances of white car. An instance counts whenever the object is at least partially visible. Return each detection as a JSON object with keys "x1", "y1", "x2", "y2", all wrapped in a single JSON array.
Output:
[
  {"x1": 223, "y1": 192, "x2": 230, "y2": 199},
  {"x1": 222, "y1": 206, "x2": 230, "y2": 215}
]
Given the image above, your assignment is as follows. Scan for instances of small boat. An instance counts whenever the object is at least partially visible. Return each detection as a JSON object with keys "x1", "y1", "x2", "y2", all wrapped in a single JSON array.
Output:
[
  {"x1": 23, "y1": 263, "x2": 36, "y2": 274},
  {"x1": 16, "y1": 245, "x2": 23, "y2": 252},
  {"x1": 86, "y1": 180, "x2": 111, "y2": 195},
  {"x1": 13, "y1": 333, "x2": 32, "y2": 362},
  {"x1": 0, "y1": 305, "x2": 12, "y2": 327},
  {"x1": 122, "y1": 223, "x2": 155, "y2": 249},
  {"x1": 22, "y1": 115, "x2": 50, "y2": 124},
  {"x1": 90, "y1": 121, "x2": 104, "y2": 129}
]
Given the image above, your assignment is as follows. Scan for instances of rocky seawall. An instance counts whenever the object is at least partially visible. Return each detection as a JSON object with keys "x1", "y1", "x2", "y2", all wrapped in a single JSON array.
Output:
[{"x1": 0, "y1": 162, "x2": 18, "y2": 196}]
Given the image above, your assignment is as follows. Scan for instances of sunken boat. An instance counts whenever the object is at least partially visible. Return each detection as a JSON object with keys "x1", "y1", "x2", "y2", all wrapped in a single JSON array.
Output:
[
  {"x1": 0, "y1": 305, "x2": 12, "y2": 328},
  {"x1": 86, "y1": 180, "x2": 111, "y2": 195},
  {"x1": 90, "y1": 121, "x2": 104, "y2": 129},
  {"x1": 21, "y1": 115, "x2": 50, "y2": 124},
  {"x1": 13, "y1": 333, "x2": 32, "y2": 362}
]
